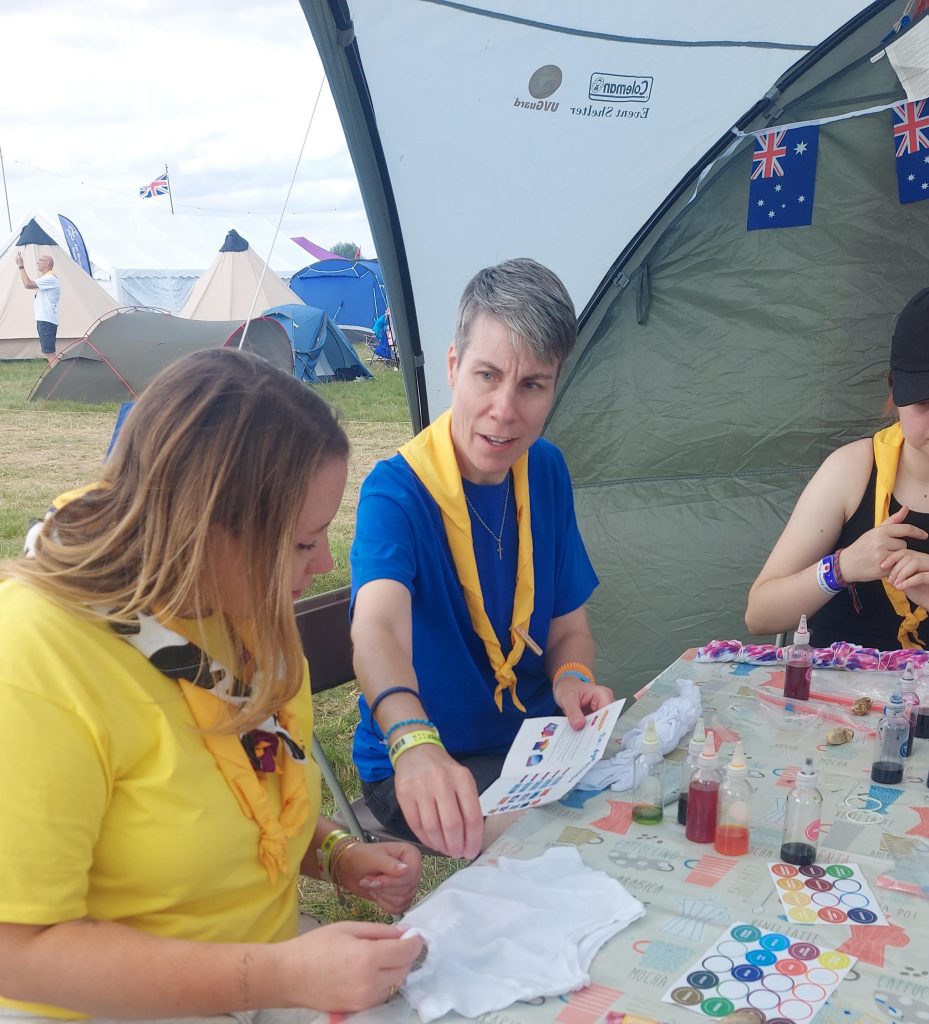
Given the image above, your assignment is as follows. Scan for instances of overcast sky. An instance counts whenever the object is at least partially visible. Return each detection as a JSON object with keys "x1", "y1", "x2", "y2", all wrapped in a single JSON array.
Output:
[{"x1": 0, "y1": 0, "x2": 374, "y2": 258}]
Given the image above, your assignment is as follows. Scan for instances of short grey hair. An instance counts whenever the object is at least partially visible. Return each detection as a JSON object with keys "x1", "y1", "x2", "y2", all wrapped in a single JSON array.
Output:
[{"x1": 454, "y1": 258, "x2": 576, "y2": 366}]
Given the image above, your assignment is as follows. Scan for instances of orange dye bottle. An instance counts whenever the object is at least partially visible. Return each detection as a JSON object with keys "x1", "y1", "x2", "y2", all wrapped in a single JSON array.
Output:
[{"x1": 714, "y1": 740, "x2": 752, "y2": 857}]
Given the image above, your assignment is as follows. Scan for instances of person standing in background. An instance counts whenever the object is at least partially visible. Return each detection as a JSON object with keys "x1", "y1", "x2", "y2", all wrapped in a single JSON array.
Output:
[{"x1": 14, "y1": 251, "x2": 60, "y2": 362}]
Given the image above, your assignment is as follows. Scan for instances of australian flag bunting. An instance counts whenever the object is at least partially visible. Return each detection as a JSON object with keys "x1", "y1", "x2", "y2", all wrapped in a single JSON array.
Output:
[
  {"x1": 892, "y1": 100, "x2": 929, "y2": 204},
  {"x1": 747, "y1": 125, "x2": 819, "y2": 231}
]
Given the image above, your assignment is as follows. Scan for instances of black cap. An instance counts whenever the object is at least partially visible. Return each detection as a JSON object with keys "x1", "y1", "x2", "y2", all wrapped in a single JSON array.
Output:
[{"x1": 891, "y1": 287, "x2": 929, "y2": 406}]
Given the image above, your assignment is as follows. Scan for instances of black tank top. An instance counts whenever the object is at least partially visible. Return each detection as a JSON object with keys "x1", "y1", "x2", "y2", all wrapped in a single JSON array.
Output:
[{"x1": 808, "y1": 463, "x2": 929, "y2": 649}]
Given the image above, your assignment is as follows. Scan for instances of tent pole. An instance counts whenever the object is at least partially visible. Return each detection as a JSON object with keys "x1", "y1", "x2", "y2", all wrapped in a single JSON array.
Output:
[{"x1": 0, "y1": 145, "x2": 12, "y2": 233}]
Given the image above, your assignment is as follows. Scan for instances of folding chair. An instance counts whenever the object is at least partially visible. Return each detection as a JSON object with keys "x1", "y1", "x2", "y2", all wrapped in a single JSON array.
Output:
[{"x1": 294, "y1": 588, "x2": 439, "y2": 853}]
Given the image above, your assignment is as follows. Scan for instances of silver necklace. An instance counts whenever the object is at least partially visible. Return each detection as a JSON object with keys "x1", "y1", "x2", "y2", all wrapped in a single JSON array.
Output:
[{"x1": 465, "y1": 475, "x2": 510, "y2": 560}]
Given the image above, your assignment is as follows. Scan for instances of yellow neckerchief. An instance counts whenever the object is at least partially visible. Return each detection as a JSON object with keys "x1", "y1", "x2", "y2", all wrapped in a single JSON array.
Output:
[
  {"x1": 399, "y1": 409, "x2": 535, "y2": 711},
  {"x1": 168, "y1": 642, "x2": 309, "y2": 885},
  {"x1": 37, "y1": 485, "x2": 309, "y2": 882},
  {"x1": 873, "y1": 422, "x2": 928, "y2": 648}
]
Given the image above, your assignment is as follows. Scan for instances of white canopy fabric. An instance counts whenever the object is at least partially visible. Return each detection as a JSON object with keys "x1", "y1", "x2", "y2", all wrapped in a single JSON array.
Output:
[{"x1": 302, "y1": 0, "x2": 891, "y2": 425}]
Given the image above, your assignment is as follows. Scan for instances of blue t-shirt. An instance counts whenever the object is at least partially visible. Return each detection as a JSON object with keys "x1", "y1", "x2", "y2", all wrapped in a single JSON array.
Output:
[{"x1": 350, "y1": 437, "x2": 598, "y2": 782}]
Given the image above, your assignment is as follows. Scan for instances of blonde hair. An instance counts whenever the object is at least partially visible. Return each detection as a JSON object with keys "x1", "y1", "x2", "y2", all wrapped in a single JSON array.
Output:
[{"x1": 3, "y1": 348, "x2": 349, "y2": 731}]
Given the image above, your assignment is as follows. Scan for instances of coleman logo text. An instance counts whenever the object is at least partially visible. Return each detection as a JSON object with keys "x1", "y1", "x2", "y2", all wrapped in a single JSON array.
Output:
[{"x1": 589, "y1": 73, "x2": 652, "y2": 103}]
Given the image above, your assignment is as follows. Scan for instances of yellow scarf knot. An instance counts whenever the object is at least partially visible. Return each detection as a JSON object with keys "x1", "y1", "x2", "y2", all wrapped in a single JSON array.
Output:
[
  {"x1": 399, "y1": 410, "x2": 536, "y2": 711},
  {"x1": 873, "y1": 422, "x2": 928, "y2": 649}
]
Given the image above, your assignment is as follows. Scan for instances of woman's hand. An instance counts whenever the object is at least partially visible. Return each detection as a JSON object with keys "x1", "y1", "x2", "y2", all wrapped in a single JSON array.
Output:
[
  {"x1": 836, "y1": 506, "x2": 927, "y2": 583},
  {"x1": 883, "y1": 547, "x2": 929, "y2": 609},
  {"x1": 335, "y1": 840, "x2": 422, "y2": 915},
  {"x1": 553, "y1": 677, "x2": 616, "y2": 730},
  {"x1": 284, "y1": 921, "x2": 423, "y2": 1011}
]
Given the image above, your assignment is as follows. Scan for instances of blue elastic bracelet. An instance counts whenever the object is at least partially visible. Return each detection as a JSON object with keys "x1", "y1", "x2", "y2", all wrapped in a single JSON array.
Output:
[
  {"x1": 383, "y1": 718, "x2": 435, "y2": 745},
  {"x1": 554, "y1": 670, "x2": 592, "y2": 685}
]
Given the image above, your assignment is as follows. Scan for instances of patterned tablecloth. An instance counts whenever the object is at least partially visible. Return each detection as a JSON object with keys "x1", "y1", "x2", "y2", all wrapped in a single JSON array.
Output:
[{"x1": 347, "y1": 652, "x2": 929, "y2": 1024}]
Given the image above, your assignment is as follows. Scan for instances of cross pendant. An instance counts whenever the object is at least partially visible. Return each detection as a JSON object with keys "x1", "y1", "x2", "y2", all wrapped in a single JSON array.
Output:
[{"x1": 497, "y1": 540, "x2": 503, "y2": 560}]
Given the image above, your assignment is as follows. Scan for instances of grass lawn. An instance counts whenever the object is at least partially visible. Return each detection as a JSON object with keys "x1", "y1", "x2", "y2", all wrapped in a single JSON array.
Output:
[{"x1": 0, "y1": 350, "x2": 465, "y2": 921}]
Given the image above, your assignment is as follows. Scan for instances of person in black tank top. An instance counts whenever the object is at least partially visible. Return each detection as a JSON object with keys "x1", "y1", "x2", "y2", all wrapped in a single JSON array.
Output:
[{"x1": 746, "y1": 289, "x2": 929, "y2": 651}]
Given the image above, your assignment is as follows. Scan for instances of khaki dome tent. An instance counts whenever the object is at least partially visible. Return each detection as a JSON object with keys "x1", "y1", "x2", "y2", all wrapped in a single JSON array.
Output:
[
  {"x1": 30, "y1": 308, "x2": 294, "y2": 403},
  {"x1": 0, "y1": 219, "x2": 118, "y2": 359},
  {"x1": 180, "y1": 230, "x2": 303, "y2": 321}
]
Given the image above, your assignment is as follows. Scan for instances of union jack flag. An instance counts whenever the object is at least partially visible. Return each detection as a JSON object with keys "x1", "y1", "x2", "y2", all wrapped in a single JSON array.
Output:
[
  {"x1": 139, "y1": 173, "x2": 170, "y2": 199},
  {"x1": 751, "y1": 130, "x2": 787, "y2": 179},
  {"x1": 892, "y1": 100, "x2": 929, "y2": 204},
  {"x1": 893, "y1": 100, "x2": 929, "y2": 156},
  {"x1": 747, "y1": 124, "x2": 819, "y2": 231}
]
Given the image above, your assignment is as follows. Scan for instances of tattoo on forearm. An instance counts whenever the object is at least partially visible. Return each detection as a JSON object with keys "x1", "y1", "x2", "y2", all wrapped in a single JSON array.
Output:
[{"x1": 237, "y1": 951, "x2": 253, "y2": 1006}]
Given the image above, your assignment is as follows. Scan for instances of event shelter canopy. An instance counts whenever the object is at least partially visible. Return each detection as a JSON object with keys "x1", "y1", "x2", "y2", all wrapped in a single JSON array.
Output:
[
  {"x1": 302, "y1": 0, "x2": 921, "y2": 693},
  {"x1": 30, "y1": 309, "x2": 294, "y2": 403}
]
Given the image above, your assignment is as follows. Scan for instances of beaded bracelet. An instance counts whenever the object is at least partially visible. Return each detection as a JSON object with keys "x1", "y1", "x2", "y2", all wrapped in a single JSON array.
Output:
[
  {"x1": 383, "y1": 717, "x2": 435, "y2": 745},
  {"x1": 316, "y1": 828, "x2": 353, "y2": 881},
  {"x1": 388, "y1": 728, "x2": 444, "y2": 768},
  {"x1": 553, "y1": 661, "x2": 597, "y2": 687}
]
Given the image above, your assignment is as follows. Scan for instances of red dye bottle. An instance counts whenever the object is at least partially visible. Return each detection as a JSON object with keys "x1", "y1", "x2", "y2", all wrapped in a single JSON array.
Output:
[{"x1": 685, "y1": 732, "x2": 721, "y2": 844}]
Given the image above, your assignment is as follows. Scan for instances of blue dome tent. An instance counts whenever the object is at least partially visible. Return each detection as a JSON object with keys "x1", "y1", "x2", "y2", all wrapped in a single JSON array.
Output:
[
  {"x1": 288, "y1": 258, "x2": 387, "y2": 328},
  {"x1": 262, "y1": 304, "x2": 372, "y2": 383}
]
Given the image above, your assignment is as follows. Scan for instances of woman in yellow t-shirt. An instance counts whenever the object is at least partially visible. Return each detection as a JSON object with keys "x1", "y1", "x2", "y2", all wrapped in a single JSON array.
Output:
[{"x1": 0, "y1": 349, "x2": 423, "y2": 1020}]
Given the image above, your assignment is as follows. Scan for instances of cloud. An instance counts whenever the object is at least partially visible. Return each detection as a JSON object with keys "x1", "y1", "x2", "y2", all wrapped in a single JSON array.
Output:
[{"x1": 0, "y1": 0, "x2": 374, "y2": 256}]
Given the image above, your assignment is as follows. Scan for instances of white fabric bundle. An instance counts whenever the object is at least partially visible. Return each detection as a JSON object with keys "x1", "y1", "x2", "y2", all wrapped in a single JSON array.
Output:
[
  {"x1": 576, "y1": 678, "x2": 702, "y2": 792},
  {"x1": 399, "y1": 846, "x2": 645, "y2": 1023}
]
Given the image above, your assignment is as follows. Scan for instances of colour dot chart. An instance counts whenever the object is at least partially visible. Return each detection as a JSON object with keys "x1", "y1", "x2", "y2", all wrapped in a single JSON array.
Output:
[
  {"x1": 661, "y1": 922, "x2": 856, "y2": 1021},
  {"x1": 767, "y1": 862, "x2": 888, "y2": 926}
]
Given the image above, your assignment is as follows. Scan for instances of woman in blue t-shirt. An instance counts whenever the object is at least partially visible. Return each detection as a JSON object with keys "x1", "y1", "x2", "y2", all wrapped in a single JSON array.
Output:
[{"x1": 350, "y1": 259, "x2": 615, "y2": 860}]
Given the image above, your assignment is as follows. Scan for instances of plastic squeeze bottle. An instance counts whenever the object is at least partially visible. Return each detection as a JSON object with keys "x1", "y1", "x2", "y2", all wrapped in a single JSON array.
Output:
[
  {"x1": 871, "y1": 683, "x2": 909, "y2": 785},
  {"x1": 715, "y1": 741, "x2": 752, "y2": 856},
  {"x1": 631, "y1": 719, "x2": 664, "y2": 824},
  {"x1": 783, "y1": 614, "x2": 812, "y2": 700},
  {"x1": 901, "y1": 660, "x2": 918, "y2": 758},
  {"x1": 677, "y1": 717, "x2": 707, "y2": 826},
  {"x1": 685, "y1": 732, "x2": 722, "y2": 844},
  {"x1": 916, "y1": 666, "x2": 929, "y2": 740},
  {"x1": 780, "y1": 756, "x2": 822, "y2": 866}
]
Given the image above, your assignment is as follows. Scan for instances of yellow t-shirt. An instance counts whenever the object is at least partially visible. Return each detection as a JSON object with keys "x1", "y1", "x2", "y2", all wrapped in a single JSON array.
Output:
[{"x1": 0, "y1": 580, "x2": 321, "y2": 1018}]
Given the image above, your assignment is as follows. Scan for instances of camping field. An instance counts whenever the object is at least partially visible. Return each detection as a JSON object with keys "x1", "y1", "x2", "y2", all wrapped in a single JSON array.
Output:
[{"x1": 0, "y1": 352, "x2": 465, "y2": 920}]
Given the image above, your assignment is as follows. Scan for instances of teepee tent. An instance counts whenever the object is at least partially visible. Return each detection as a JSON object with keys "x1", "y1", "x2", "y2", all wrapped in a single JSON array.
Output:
[
  {"x1": 180, "y1": 230, "x2": 303, "y2": 321},
  {"x1": 0, "y1": 219, "x2": 118, "y2": 359},
  {"x1": 302, "y1": 0, "x2": 923, "y2": 693}
]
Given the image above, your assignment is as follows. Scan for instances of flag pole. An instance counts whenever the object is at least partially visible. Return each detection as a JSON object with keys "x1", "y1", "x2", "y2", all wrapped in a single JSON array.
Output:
[
  {"x1": 0, "y1": 145, "x2": 12, "y2": 233},
  {"x1": 165, "y1": 163, "x2": 175, "y2": 215}
]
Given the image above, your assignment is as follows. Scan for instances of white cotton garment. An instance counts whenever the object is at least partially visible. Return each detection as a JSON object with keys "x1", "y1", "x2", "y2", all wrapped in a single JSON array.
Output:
[
  {"x1": 577, "y1": 678, "x2": 702, "y2": 791},
  {"x1": 399, "y1": 846, "x2": 646, "y2": 1023}
]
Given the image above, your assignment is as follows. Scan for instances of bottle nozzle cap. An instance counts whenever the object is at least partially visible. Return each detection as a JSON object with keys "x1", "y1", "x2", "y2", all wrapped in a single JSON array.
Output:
[
  {"x1": 793, "y1": 614, "x2": 810, "y2": 646},
  {"x1": 688, "y1": 717, "x2": 706, "y2": 754},
  {"x1": 796, "y1": 755, "x2": 818, "y2": 787},
  {"x1": 902, "y1": 659, "x2": 916, "y2": 682},
  {"x1": 641, "y1": 718, "x2": 661, "y2": 753},
  {"x1": 726, "y1": 739, "x2": 748, "y2": 778},
  {"x1": 699, "y1": 731, "x2": 717, "y2": 763}
]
